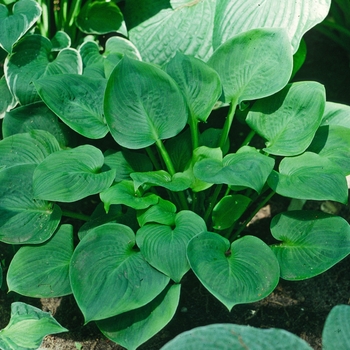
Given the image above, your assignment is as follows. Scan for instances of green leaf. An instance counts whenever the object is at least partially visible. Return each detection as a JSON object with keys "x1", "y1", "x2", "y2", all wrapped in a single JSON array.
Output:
[
  {"x1": 160, "y1": 323, "x2": 312, "y2": 350},
  {"x1": 5, "y1": 34, "x2": 82, "y2": 105},
  {"x1": 129, "y1": 0, "x2": 215, "y2": 65},
  {"x1": 131, "y1": 170, "x2": 192, "y2": 192},
  {"x1": 104, "y1": 56, "x2": 188, "y2": 149},
  {"x1": 0, "y1": 164, "x2": 61, "y2": 244},
  {"x1": 207, "y1": 28, "x2": 293, "y2": 104},
  {"x1": 187, "y1": 232, "x2": 280, "y2": 310},
  {"x1": 50, "y1": 31, "x2": 71, "y2": 51},
  {"x1": 323, "y1": 305, "x2": 350, "y2": 350},
  {"x1": 33, "y1": 145, "x2": 116, "y2": 202},
  {"x1": 270, "y1": 211, "x2": 350, "y2": 280},
  {"x1": 7, "y1": 224, "x2": 73, "y2": 297},
  {"x1": 212, "y1": 195, "x2": 251, "y2": 230},
  {"x1": 164, "y1": 52, "x2": 222, "y2": 122},
  {"x1": 0, "y1": 302, "x2": 67, "y2": 349},
  {"x1": 70, "y1": 223, "x2": 169, "y2": 322},
  {"x1": 246, "y1": 82, "x2": 326, "y2": 156},
  {"x1": 2, "y1": 102, "x2": 71, "y2": 148},
  {"x1": 0, "y1": 129, "x2": 60, "y2": 168},
  {"x1": 307, "y1": 125, "x2": 350, "y2": 175},
  {"x1": 321, "y1": 101, "x2": 350, "y2": 129},
  {"x1": 35, "y1": 74, "x2": 108, "y2": 139},
  {"x1": 267, "y1": 152, "x2": 348, "y2": 204},
  {"x1": 100, "y1": 180, "x2": 160, "y2": 213},
  {"x1": 76, "y1": 0, "x2": 124, "y2": 35},
  {"x1": 79, "y1": 40, "x2": 105, "y2": 78},
  {"x1": 214, "y1": 0, "x2": 330, "y2": 53},
  {"x1": 0, "y1": 0, "x2": 42, "y2": 53},
  {"x1": 97, "y1": 284, "x2": 181, "y2": 350},
  {"x1": 137, "y1": 199, "x2": 177, "y2": 227},
  {"x1": 194, "y1": 146, "x2": 274, "y2": 193},
  {"x1": 137, "y1": 211, "x2": 207, "y2": 282},
  {"x1": 291, "y1": 38, "x2": 307, "y2": 79},
  {"x1": 0, "y1": 75, "x2": 16, "y2": 118}
]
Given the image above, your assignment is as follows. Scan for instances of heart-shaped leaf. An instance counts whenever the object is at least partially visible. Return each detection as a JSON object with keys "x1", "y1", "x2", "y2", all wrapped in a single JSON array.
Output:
[
  {"x1": 137, "y1": 199, "x2": 177, "y2": 227},
  {"x1": 137, "y1": 211, "x2": 207, "y2": 282},
  {"x1": 0, "y1": 302, "x2": 67, "y2": 349},
  {"x1": 33, "y1": 145, "x2": 116, "y2": 202},
  {"x1": 0, "y1": 129, "x2": 60, "y2": 168},
  {"x1": 100, "y1": 180, "x2": 160, "y2": 213},
  {"x1": 129, "y1": 0, "x2": 215, "y2": 65},
  {"x1": 207, "y1": 28, "x2": 293, "y2": 104},
  {"x1": 187, "y1": 232, "x2": 280, "y2": 310},
  {"x1": 194, "y1": 146, "x2": 274, "y2": 193},
  {"x1": 0, "y1": 0, "x2": 42, "y2": 53},
  {"x1": 214, "y1": 0, "x2": 330, "y2": 53},
  {"x1": 321, "y1": 101, "x2": 350, "y2": 128},
  {"x1": 2, "y1": 102, "x2": 71, "y2": 148},
  {"x1": 267, "y1": 152, "x2": 348, "y2": 204},
  {"x1": 161, "y1": 323, "x2": 312, "y2": 350},
  {"x1": 51, "y1": 31, "x2": 71, "y2": 51},
  {"x1": 0, "y1": 164, "x2": 61, "y2": 244},
  {"x1": 270, "y1": 211, "x2": 350, "y2": 280},
  {"x1": 246, "y1": 82, "x2": 326, "y2": 156},
  {"x1": 76, "y1": 0, "x2": 124, "y2": 35},
  {"x1": 35, "y1": 74, "x2": 108, "y2": 139},
  {"x1": 307, "y1": 125, "x2": 350, "y2": 175},
  {"x1": 323, "y1": 305, "x2": 350, "y2": 350},
  {"x1": 97, "y1": 284, "x2": 181, "y2": 350},
  {"x1": 70, "y1": 223, "x2": 169, "y2": 322},
  {"x1": 104, "y1": 56, "x2": 188, "y2": 149},
  {"x1": 164, "y1": 52, "x2": 222, "y2": 122},
  {"x1": 5, "y1": 34, "x2": 82, "y2": 105},
  {"x1": 212, "y1": 195, "x2": 251, "y2": 230},
  {"x1": 7, "y1": 224, "x2": 73, "y2": 297}
]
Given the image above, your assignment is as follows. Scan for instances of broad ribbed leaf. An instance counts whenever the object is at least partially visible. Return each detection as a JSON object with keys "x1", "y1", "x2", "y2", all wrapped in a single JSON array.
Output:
[
  {"x1": 161, "y1": 323, "x2": 312, "y2": 350},
  {"x1": 104, "y1": 57, "x2": 188, "y2": 149},
  {"x1": 268, "y1": 152, "x2": 348, "y2": 204},
  {"x1": 187, "y1": 232, "x2": 280, "y2": 310},
  {"x1": 0, "y1": 302, "x2": 67, "y2": 349},
  {"x1": 164, "y1": 52, "x2": 222, "y2": 122},
  {"x1": 100, "y1": 180, "x2": 159, "y2": 213},
  {"x1": 194, "y1": 146, "x2": 274, "y2": 193},
  {"x1": 97, "y1": 284, "x2": 181, "y2": 350},
  {"x1": 0, "y1": 164, "x2": 61, "y2": 244},
  {"x1": 323, "y1": 305, "x2": 350, "y2": 350},
  {"x1": 0, "y1": 130, "x2": 60, "y2": 168},
  {"x1": 207, "y1": 28, "x2": 293, "y2": 103},
  {"x1": 214, "y1": 0, "x2": 331, "y2": 53},
  {"x1": 33, "y1": 145, "x2": 116, "y2": 202},
  {"x1": 51, "y1": 31, "x2": 71, "y2": 51},
  {"x1": 321, "y1": 101, "x2": 350, "y2": 128},
  {"x1": 137, "y1": 199, "x2": 177, "y2": 227},
  {"x1": 307, "y1": 125, "x2": 350, "y2": 175},
  {"x1": 7, "y1": 225, "x2": 73, "y2": 297},
  {"x1": 5, "y1": 35, "x2": 82, "y2": 105},
  {"x1": 137, "y1": 211, "x2": 207, "y2": 282},
  {"x1": 2, "y1": 102, "x2": 71, "y2": 147},
  {"x1": 129, "y1": 0, "x2": 215, "y2": 65},
  {"x1": 35, "y1": 75, "x2": 108, "y2": 139},
  {"x1": 0, "y1": 0, "x2": 42, "y2": 53},
  {"x1": 246, "y1": 82, "x2": 325, "y2": 156},
  {"x1": 270, "y1": 211, "x2": 350, "y2": 280},
  {"x1": 70, "y1": 223, "x2": 169, "y2": 322}
]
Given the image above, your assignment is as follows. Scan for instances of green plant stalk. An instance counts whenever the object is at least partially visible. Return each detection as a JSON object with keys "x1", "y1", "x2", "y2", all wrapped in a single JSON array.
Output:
[
  {"x1": 62, "y1": 210, "x2": 90, "y2": 221},
  {"x1": 219, "y1": 96, "x2": 239, "y2": 150},
  {"x1": 229, "y1": 190, "x2": 276, "y2": 242},
  {"x1": 155, "y1": 139, "x2": 189, "y2": 210},
  {"x1": 38, "y1": 0, "x2": 50, "y2": 37},
  {"x1": 146, "y1": 146, "x2": 162, "y2": 170},
  {"x1": 188, "y1": 113, "x2": 199, "y2": 150},
  {"x1": 241, "y1": 129, "x2": 256, "y2": 147},
  {"x1": 203, "y1": 184, "x2": 223, "y2": 223}
]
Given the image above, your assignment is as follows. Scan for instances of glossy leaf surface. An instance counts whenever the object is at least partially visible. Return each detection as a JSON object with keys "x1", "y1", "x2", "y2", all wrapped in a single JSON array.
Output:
[
  {"x1": 97, "y1": 284, "x2": 181, "y2": 350},
  {"x1": 70, "y1": 223, "x2": 169, "y2": 322},
  {"x1": 137, "y1": 211, "x2": 207, "y2": 282},
  {"x1": 187, "y1": 232, "x2": 280, "y2": 310},
  {"x1": 246, "y1": 82, "x2": 325, "y2": 156},
  {"x1": 270, "y1": 211, "x2": 350, "y2": 280},
  {"x1": 7, "y1": 225, "x2": 73, "y2": 297},
  {"x1": 104, "y1": 57, "x2": 188, "y2": 149}
]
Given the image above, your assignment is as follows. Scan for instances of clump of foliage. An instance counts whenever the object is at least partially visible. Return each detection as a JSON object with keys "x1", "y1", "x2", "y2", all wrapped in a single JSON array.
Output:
[{"x1": 1, "y1": 0, "x2": 350, "y2": 349}]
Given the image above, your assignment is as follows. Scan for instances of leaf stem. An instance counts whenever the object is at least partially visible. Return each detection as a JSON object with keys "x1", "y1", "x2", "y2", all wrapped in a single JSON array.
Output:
[
  {"x1": 219, "y1": 96, "x2": 239, "y2": 150},
  {"x1": 241, "y1": 129, "x2": 256, "y2": 147},
  {"x1": 203, "y1": 184, "x2": 223, "y2": 223},
  {"x1": 188, "y1": 114, "x2": 199, "y2": 150},
  {"x1": 62, "y1": 210, "x2": 90, "y2": 221}
]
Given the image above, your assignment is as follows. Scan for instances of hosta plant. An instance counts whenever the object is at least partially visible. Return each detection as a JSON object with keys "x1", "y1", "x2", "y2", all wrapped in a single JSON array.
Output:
[{"x1": 1, "y1": 0, "x2": 350, "y2": 349}]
